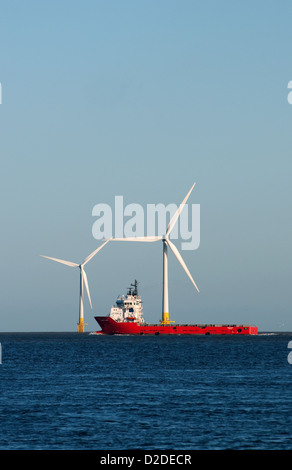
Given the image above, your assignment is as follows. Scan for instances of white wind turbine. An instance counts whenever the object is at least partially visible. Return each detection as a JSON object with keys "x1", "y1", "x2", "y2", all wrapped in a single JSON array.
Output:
[
  {"x1": 40, "y1": 240, "x2": 109, "y2": 332},
  {"x1": 111, "y1": 183, "x2": 199, "y2": 324}
]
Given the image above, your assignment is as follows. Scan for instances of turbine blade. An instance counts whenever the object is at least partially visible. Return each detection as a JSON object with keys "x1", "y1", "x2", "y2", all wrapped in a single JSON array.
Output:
[
  {"x1": 166, "y1": 182, "x2": 196, "y2": 237},
  {"x1": 111, "y1": 236, "x2": 161, "y2": 242},
  {"x1": 82, "y1": 239, "x2": 110, "y2": 266},
  {"x1": 40, "y1": 255, "x2": 78, "y2": 268},
  {"x1": 81, "y1": 268, "x2": 92, "y2": 308},
  {"x1": 166, "y1": 239, "x2": 199, "y2": 293}
]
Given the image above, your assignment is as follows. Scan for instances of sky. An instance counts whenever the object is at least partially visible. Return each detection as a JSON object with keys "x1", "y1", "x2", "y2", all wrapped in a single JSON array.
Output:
[{"x1": 0, "y1": 0, "x2": 292, "y2": 332}]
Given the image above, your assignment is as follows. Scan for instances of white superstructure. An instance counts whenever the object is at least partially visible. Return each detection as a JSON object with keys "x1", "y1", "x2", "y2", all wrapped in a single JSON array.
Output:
[{"x1": 109, "y1": 280, "x2": 145, "y2": 324}]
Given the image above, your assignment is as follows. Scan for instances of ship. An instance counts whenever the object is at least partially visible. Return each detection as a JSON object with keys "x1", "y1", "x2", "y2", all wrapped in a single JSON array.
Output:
[{"x1": 95, "y1": 280, "x2": 258, "y2": 335}]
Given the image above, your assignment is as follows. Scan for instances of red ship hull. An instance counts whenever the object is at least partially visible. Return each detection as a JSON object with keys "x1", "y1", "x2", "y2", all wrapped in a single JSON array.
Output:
[{"x1": 95, "y1": 316, "x2": 258, "y2": 335}]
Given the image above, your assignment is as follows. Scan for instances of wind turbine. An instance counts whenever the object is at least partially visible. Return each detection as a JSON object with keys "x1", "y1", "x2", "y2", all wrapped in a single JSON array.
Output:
[
  {"x1": 111, "y1": 183, "x2": 199, "y2": 325},
  {"x1": 40, "y1": 240, "x2": 109, "y2": 332}
]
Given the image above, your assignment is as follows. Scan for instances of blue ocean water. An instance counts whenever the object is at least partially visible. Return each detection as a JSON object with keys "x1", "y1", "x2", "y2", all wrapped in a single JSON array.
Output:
[{"x1": 0, "y1": 332, "x2": 292, "y2": 450}]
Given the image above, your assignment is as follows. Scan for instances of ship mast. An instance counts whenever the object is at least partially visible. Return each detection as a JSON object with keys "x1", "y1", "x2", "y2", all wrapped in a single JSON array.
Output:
[{"x1": 131, "y1": 280, "x2": 138, "y2": 296}]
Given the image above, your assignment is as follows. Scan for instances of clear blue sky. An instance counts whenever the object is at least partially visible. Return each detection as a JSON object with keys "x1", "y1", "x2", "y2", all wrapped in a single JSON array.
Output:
[{"x1": 0, "y1": 0, "x2": 291, "y2": 331}]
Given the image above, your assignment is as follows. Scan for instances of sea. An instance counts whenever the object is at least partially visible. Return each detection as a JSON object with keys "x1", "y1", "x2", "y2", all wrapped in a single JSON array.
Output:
[{"x1": 0, "y1": 332, "x2": 292, "y2": 451}]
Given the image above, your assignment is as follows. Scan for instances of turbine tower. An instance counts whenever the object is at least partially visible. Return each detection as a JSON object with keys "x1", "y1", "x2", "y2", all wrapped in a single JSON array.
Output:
[
  {"x1": 41, "y1": 240, "x2": 109, "y2": 332},
  {"x1": 111, "y1": 183, "x2": 199, "y2": 325}
]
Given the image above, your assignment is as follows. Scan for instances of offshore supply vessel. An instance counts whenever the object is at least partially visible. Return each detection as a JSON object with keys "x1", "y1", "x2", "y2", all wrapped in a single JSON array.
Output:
[{"x1": 95, "y1": 281, "x2": 258, "y2": 336}]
